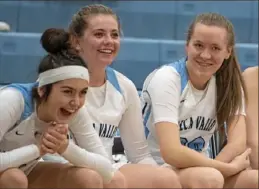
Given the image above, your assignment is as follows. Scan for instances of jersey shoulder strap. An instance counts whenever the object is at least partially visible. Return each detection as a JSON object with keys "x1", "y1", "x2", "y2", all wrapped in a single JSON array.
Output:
[
  {"x1": 167, "y1": 57, "x2": 189, "y2": 94},
  {"x1": 106, "y1": 66, "x2": 122, "y2": 94},
  {"x1": 7, "y1": 82, "x2": 38, "y2": 123}
]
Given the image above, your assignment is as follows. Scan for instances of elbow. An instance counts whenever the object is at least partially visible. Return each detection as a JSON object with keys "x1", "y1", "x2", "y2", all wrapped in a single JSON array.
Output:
[
  {"x1": 228, "y1": 140, "x2": 246, "y2": 154},
  {"x1": 160, "y1": 146, "x2": 186, "y2": 169}
]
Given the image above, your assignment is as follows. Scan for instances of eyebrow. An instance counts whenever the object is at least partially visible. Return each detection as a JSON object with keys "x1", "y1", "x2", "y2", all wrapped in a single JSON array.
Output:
[
  {"x1": 61, "y1": 86, "x2": 88, "y2": 91},
  {"x1": 194, "y1": 40, "x2": 221, "y2": 46},
  {"x1": 61, "y1": 86, "x2": 74, "y2": 90},
  {"x1": 93, "y1": 29, "x2": 119, "y2": 32}
]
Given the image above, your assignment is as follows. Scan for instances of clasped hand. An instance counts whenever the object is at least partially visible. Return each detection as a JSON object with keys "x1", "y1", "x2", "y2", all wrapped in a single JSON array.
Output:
[{"x1": 37, "y1": 122, "x2": 69, "y2": 156}]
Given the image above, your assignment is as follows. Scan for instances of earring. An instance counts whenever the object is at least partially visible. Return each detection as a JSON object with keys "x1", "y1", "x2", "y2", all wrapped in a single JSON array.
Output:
[{"x1": 76, "y1": 45, "x2": 80, "y2": 51}]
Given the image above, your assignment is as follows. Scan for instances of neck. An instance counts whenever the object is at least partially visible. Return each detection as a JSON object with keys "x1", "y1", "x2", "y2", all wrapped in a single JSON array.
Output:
[
  {"x1": 36, "y1": 103, "x2": 51, "y2": 123},
  {"x1": 88, "y1": 65, "x2": 106, "y2": 87},
  {"x1": 79, "y1": 52, "x2": 107, "y2": 87}
]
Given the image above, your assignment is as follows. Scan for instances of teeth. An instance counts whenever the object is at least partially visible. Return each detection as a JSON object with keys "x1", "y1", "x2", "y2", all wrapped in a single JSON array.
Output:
[
  {"x1": 99, "y1": 49, "x2": 112, "y2": 53},
  {"x1": 198, "y1": 62, "x2": 211, "y2": 67},
  {"x1": 65, "y1": 109, "x2": 76, "y2": 113}
]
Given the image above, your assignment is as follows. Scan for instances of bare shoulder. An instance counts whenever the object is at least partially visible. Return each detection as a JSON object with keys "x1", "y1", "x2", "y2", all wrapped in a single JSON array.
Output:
[{"x1": 243, "y1": 66, "x2": 258, "y2": 79}]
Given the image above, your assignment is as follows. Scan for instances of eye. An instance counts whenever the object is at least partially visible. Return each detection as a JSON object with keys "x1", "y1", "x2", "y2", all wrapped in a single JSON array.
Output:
[
  {"x1": 63, "y1": 90, "x2": 73, "y2": 95},
  {"x1": 212, "y1": 46, "x2": 221, "y2": 51},
  {"x1": 81, "y1": 88, "x2": 88, "y2": 95},
  {"x1": 94, "y1": 32, "x2": 104, "y2": 38},
  {"x1": 111, "y1": 32, "x2": 119, "y2": 39},
  {"x1": 194, "y1": 43, "x2": 203, "y2": 48}
]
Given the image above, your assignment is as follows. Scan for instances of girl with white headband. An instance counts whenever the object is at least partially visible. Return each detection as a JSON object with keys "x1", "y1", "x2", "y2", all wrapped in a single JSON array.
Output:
[{"x1": 0, "y1": 28, "x2": 126, "y2": 188}]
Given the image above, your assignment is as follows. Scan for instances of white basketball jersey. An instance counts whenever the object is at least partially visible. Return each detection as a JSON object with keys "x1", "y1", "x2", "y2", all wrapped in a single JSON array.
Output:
[
  {"x1": 141, "y1": 58, "x2": 218, "y2": 165},
  {"x1": 86, "y1": 67, "x2": 126, "y2": 159},
  {"x1": 0, "y1": 112, "x2": 45, "y2": 175},
  {"x1": 85, "y1": 67, "x2": 155, "y2": 165}
]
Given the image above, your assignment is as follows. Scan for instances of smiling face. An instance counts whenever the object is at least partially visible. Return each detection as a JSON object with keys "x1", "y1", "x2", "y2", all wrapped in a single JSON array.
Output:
[
  {"x1": 76, "y1": 14, "x2": 120, "y2": 68},
  {"x1": 186, "y1": 23, "x2": 231, "y2": 79},
  {"x1": 38, "y1": 78, "x2": 88, "y2": 123}
]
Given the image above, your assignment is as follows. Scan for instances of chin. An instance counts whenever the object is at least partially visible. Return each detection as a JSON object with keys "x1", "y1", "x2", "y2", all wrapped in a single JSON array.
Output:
[
  {"x1": 99, "y1": 57, "x2": 115, "y2": 66},
  {"x1": 56, "y1": 113, "x2": 76, "y2": 124}
]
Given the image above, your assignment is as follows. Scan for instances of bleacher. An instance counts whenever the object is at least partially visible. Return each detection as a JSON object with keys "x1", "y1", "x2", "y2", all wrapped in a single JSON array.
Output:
[
  {"x1": 0, "y1": 33, "x2": 258, "y2": 88},
  {"x1": 0, "y1": 1, "x2": 258, "y2": 86},
  {"x1": 0, "y1": 1, "x2": 258, "y2": 43},
  {"x1": 0, "y1": 1, "x2": 258, "y2": 157}
]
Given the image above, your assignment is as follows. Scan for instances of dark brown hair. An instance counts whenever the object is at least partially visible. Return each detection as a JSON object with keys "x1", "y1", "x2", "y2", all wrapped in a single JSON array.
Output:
[
  {"x1": 32, "y1": 28, "x2": 87, "y2": 103},
  {"x1": 186, "y1": 13, "x2": 247, "y2": 149},
  {"x1": 68, "y1": 4, "x2": 122, "y2": 37}
]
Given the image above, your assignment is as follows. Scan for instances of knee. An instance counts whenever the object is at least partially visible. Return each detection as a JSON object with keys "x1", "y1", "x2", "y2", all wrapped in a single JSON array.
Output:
[
  {"x1": 188, "y1": 168, "x2": 224, "y2": 188},
  {"x1": 72, "y1": 169, "x2": 103, "y2": 188},
  {"x1": 104, "y1": 171, "x2": 127, "y2": 188},
  {"x1": 0, "y1": 168, "x2": 28, "y2": 188},
  {"x1": 153, "y1": 168, "x2": 182, "y2": 188},
  {"x1": 242, "y1": 170, "x2": 258, "y2": 188}
]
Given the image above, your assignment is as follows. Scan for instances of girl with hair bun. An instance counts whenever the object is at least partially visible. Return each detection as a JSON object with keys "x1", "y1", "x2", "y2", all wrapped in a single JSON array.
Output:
[{"x1": 0, "y1": 28, "x2": 125, "y2": 188}]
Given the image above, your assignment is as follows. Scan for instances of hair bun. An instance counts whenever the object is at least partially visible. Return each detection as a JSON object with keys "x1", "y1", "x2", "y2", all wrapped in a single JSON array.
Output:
[{"x1": 41, "y1": 28, "x2": 70, "y2": 54}]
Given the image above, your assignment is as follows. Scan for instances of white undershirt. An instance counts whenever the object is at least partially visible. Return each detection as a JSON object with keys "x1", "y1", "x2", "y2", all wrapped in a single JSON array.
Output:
[
  {"x1": 0, "y1": 87, "x2": 115, "y2": 183},
  {"x1": 87, "y1": 84, "x2": 106, "y2": 108}
]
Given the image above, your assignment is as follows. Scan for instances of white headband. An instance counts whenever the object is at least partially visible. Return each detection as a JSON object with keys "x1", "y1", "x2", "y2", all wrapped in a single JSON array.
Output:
[{"x1": 38, "y1": 66, "x2": 89, "y2": 87}]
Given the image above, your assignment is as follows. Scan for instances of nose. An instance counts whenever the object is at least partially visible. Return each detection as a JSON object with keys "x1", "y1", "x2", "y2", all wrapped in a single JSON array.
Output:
[
  {"x1": 70, "y1": 95, "x2": 80, "y2": 108},
  {"x1": 104, "y1": 35, "x2": 113, "y2": 45},
  {"x1": 200, "y1": 49, "x2": 211, "y2": 59}
]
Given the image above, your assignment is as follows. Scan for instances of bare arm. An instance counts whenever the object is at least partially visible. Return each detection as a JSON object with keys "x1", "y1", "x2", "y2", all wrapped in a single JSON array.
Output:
[
  {"x1": 215, "y1": 115, "x2": 247, "y2": 163},
  {"x1": 156, "y1": 122, "x2": 239, "y2": 177},
  {"x1": 243, "y1": 67, "x2": 258, "y2": 169}
]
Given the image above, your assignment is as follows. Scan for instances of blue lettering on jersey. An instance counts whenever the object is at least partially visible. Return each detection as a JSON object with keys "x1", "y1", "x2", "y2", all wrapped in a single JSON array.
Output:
[
  {"x1": 196, "y1": 116, "x2": 216, "y2": 131},
  {"x1": 180, "y1": 136, "x2": 205, "y2": 152},
  {"x1": 93, "y1": 123, "x2": 118, "y2": 138},
  {"x1": 180, "y1": 137, "x2": 188, "y2": 145},
  {"x1": 179, "y1": 117, "x2": 193, "y2": 131},
  {"x1": 178, "y1": 116, "x2": 216, "y2": 132},
  {"x1": 188, "y1": 137, "x2": 205, "y2": 152},
  {"x1": 178, "y1": 116, "x2": 216, "y2": 152}
]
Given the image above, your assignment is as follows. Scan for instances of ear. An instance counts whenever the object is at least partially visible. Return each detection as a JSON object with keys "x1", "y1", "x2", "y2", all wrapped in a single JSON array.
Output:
[
  {"x1": 37, "y1": 86, "x2": 46, "y2": 98},
  {"x1": 70, "y1": 35, "x2": 81, "y2": 52},
  {"x1": 225, "y1": 46, "x2": 232, "y2": 59},
  {"x1": 185, "y1": 43, "x2": 189, "y2": 55}
]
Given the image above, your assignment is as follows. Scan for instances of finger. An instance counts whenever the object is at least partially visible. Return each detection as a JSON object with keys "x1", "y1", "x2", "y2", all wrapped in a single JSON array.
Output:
[
  {"x1": 44, "y1": 132, "x2": 63, "y2": 145},
  {"x1": 56, "y1": 125, "x2": 68, "y2": 134},
  {"x1": 55, "y1": 123, "x2": 68, "y2": 128},
  {"x1": 57, "y1": 129, "x2": 68, "y2": 137},
  {"x1": 244, "y1": 159, "x2": 250, "y2": 168},
  {"x1": 42, "y1": 137, "x2": 58, "y2": 150},
  {"x1": 50, "y1": 123, "x2": 68, "y2": 134},
  {"x1": 242, "y1": 148, "x2": 252, "y2": 156},
  {"x1": 50, "y1": 121, "x2": 57, "y2": 126},
  {"x1": 48, "y1": 129, "x2": 67, "y2": 141},
  {"x1": 41, "y1": 144, "x2": 55, "y2": 154},
  {"x1": 46, "y1": 124, "x2": 67, "y2": 136}
]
